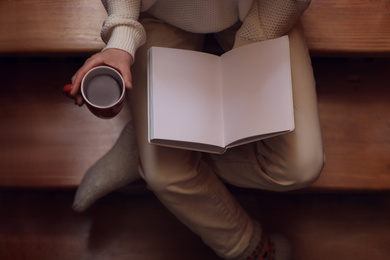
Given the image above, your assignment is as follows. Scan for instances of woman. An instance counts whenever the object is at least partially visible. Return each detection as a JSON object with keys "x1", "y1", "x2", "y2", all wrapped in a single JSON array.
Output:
[{"x1": 70, "y1": 1, "x2": 324, "y2": 259}]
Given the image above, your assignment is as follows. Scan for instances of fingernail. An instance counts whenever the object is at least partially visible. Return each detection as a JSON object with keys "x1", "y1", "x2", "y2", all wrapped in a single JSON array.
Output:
[{"x1": 63, "y1": 84, "x2": 73, "y2": 91}]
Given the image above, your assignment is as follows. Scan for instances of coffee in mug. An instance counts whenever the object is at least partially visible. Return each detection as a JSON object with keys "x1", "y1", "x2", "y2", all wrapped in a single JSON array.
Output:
[
  {"x1": 81, "y1": 66, "x2": 126, "y2": 119},
  {"x1": 84, "y1": 74, "x2": 122, "y2": 107}
]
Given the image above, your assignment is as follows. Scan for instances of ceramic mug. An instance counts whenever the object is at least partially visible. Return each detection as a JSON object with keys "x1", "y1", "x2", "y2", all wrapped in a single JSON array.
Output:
[{"x1": 63, "y1": 66, "x2": 126, "y2": 119}]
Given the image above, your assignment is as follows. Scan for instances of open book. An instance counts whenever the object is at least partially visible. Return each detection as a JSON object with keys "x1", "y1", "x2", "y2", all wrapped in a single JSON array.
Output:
[{"x1": 147, "y1": 36, "x2": 294, "y2": 154}]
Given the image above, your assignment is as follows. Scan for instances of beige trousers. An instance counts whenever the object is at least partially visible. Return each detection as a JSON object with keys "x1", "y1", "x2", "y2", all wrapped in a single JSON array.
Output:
[{"x1": 129, "y1": 14, "x2": 324, "y2": 259}]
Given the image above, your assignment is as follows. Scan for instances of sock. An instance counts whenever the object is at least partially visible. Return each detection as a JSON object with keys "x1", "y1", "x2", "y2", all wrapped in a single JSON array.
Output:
[
  {"x1": 247, "y1": 234, "x2": 292, "y2": 260},
  {"x1": 73, "y1": 122, "x2": 140, "y2": 212},
  {"x1": 247, "y1": 235, "x2": 275, "y2": 260},
  {"x1": 232, "y1": 221, "x2": 263, "y2": 260},
  {"x1": 232, "y1": 220, "x2": 291, "y2": 260}
]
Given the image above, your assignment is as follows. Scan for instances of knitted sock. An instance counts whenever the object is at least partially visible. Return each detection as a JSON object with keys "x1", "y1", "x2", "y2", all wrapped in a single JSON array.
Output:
[
  {"x1": 73, "y1": 122, "x2": 140, "y2": 212},
  {"x1": 233, "y1": 221, "x2": 291, "y2": 260},
  {"x1": 247, "y1": 234, "x2": 275, "y2": 260},
  {"x1": 232, "y1": 221, "x2": 263, "y2": 260},
  {"x1": 245, "y1": 233, "x2": 292, "y2": 260}
]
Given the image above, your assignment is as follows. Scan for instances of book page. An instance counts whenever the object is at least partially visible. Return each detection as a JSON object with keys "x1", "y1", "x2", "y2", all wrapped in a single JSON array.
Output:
[
  {"x1": 148, "y1": 47, "x2": 225, "y2": 147},
  {"x1": 220, "y1": 36, "x2": 294, "y2": 145}
]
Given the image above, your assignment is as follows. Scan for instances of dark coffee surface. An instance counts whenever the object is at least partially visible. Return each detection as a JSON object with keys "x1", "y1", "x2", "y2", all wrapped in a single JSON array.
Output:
[{"x1": 85, "y1": 74, "x2": 121, "y2": 107}]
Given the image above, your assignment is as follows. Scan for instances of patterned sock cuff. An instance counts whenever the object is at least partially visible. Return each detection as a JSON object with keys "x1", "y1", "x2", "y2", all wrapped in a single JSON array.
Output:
[
  {"x1": 231, "y1": 220, "x2": 263, "y2": 260},
  {"x1": 247, "y1": 234, "x2": 275, "y2": 260}
]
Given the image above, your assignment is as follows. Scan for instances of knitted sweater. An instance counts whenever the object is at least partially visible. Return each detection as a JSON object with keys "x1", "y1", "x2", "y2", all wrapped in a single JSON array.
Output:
[{"x1": 101, "y1": 0, "x2": 311, "y2": 58}]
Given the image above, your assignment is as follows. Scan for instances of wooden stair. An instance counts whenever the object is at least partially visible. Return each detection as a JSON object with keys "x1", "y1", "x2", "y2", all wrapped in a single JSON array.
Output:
[{"x1": 0, "y1": 0, "x2": 389, "y2": 191}]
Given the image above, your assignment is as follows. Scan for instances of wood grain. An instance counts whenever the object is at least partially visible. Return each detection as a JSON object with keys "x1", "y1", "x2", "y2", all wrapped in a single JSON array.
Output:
[
  {"x1": 301, "y1": 0, "x2": 390, "y2": 56},
  {"x1": 0, "y1": 57, "x2": 389, "y2": 191},
  {"x1": 0, "y1": 57, "x2": 131, "y2": 188},
  {"x1": 310, "y1": 58, "x2": 390, "y2": 191},
  {"x1": 1, "y1": 191, "x2": 389, "y2": 259},
  {"x1": 0, "y1": 0, "x2": 106, "y2": 54},
  {"x1": 0, "y1": 0, "x2": 390, "y2": 56}
]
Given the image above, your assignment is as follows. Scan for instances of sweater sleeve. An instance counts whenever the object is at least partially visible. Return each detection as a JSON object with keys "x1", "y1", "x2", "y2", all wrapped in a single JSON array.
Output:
[{"x1": 100, "y1": 0, "x2": 146, "y2": 60}]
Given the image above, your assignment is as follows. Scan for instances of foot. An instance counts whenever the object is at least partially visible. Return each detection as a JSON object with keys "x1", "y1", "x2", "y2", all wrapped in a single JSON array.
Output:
[{"x1": 73, "y1": 122, "x2": 140, "y2": 212}]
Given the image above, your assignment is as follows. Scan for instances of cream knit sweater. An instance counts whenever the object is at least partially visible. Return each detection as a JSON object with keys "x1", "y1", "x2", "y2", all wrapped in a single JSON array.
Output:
[{"x1": 101, "y1": 0, "x2": 310, "y2": 58}]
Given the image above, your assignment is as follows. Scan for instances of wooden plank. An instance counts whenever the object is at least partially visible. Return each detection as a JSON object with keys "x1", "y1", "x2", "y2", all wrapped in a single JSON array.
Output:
[
  {"x1": 0, "y1": 57, "x2": 389, "y2": 191},
  {"x1": 0, "y1": 0, "x2": 389, "y2": 56},
  {"x1": 310, "y1": 58, "x2": 390, "y2": 191},
  {"x1": 0, "y1": 0, "x2": 106, "y2": 54},
  {"x1": 1, "y1": 191, "x2": 390, "y2": 259},
  {"x1": 0, "y1": 57, "x2": 130, "y2": 188},
  {"x1": 301, "y1": 0, "x2": 390, "y2": 56}
]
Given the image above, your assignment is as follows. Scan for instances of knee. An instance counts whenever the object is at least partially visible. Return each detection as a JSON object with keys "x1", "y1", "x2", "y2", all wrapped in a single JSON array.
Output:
[
  {"x1": 139, "y1": 163, "x2": 179, "y2": 193},
  {"x1": 141, "y1": 169, "x2": 171, "y2": 193},
  {"x1": 282, "y1": 149, "x2": 325, "y2": 189},
  {"x1": 138, "y1": 151, "x2": 203, "y2": 194}
]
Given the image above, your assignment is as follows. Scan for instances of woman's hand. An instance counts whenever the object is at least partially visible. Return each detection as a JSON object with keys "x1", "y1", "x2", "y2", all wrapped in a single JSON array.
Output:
[{"x1": 70, "y1": 48, "x2": 134, "y2": 106}]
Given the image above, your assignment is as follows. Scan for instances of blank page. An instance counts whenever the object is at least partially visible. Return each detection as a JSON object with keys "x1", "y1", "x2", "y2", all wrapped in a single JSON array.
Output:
[
  {"x1": 148, "y1": 47, "x2": 225, "y2": 147},
  {"x1": 220, "y1": 36, "x2": 294, "y2": 145}
]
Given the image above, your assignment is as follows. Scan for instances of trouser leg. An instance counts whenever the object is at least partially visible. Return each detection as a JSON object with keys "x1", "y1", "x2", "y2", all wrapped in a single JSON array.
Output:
[
  {"x1": 129, "y1": 14, "x2": 256, "y2": 259},
  {"x1": 208, "y1": 22, "x2": 325, "y2": 191}
]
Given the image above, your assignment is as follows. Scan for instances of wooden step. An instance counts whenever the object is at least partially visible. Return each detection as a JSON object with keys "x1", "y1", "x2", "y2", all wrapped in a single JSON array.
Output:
[
  {"x1": 309, "y1": 57, "x2": 390, "y2": 191},
  {"x1": 301, "y1": 0, "x2": 390, "y2": 56},
  {"x1": 1, "y1": 191, "x2": 389, "y2": 259},
  {"x1": 0, "y1": 0, "x2": 106, "y2": 55},
  {"x1": 1, "y1": 57, "x2": 389, "y2": 191},
  {"x1": 0, "y1": 0, "x2": 389, "y2": 56},
  {"x1": 0, "y1": 57, "x2": 130, "y2": 188}
]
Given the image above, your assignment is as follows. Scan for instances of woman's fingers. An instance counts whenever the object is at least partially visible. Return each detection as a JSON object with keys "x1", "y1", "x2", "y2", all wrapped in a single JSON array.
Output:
[{"x1": 68, "y1": 49, "x2": 134, "y2": 107}]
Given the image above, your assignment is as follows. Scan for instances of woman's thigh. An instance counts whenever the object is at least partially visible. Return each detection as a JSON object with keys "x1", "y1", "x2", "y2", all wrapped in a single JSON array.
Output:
[
  {"x1": 129, "y1": 14, "x2": 206, "y2": 183},
  {"x1": 207, "y1": 22, "x2": 325, "y2": 191}
]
